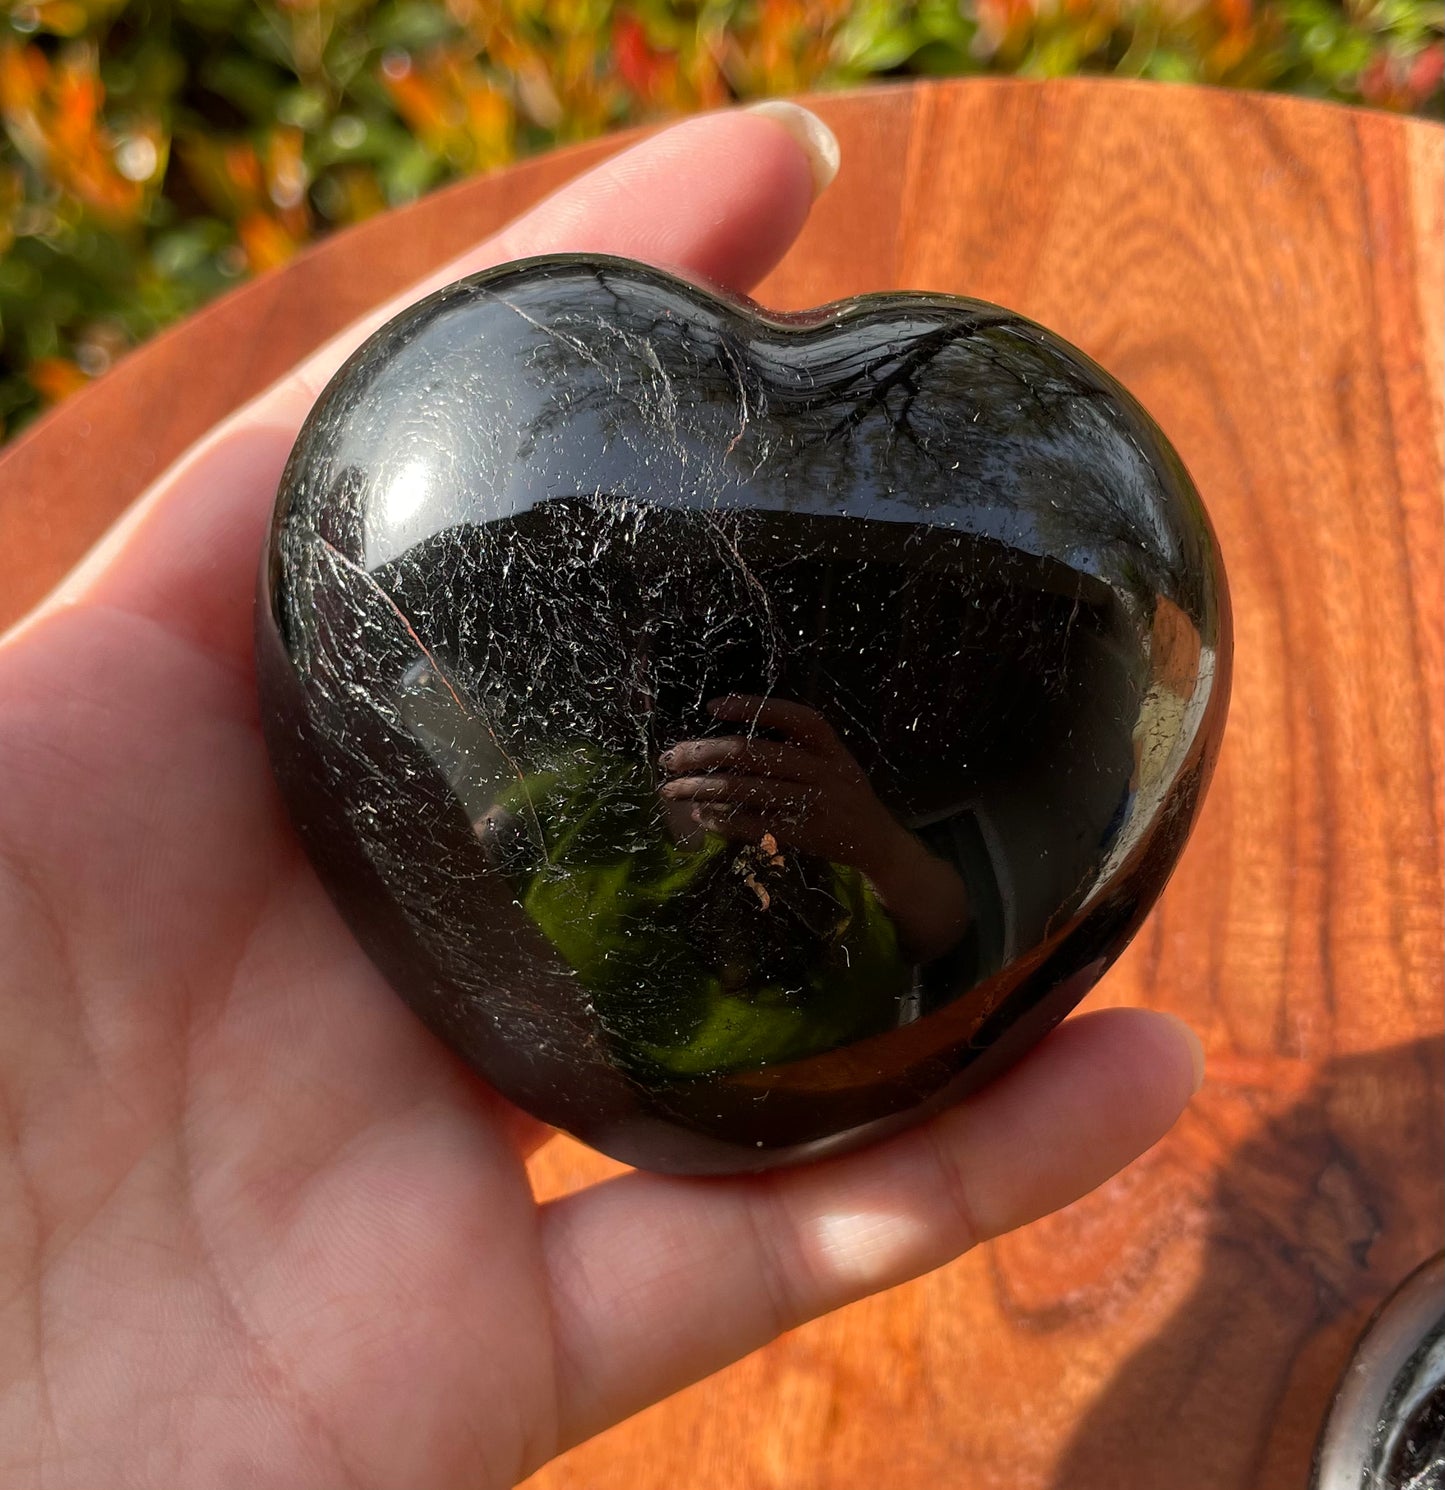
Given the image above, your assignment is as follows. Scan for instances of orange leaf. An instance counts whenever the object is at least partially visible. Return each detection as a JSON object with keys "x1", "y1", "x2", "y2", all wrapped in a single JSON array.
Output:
[
  {"x1": 29, "y1": 356, "x2": 90, "y2": 404},
  {"x1": 238, "y1": 210, "x2": 300, "y2": 272},
  {"x1": 382, "y1": 68, "x2": 454, "y2": 146},
  {"x1": 612, "y1": 13, "x2": 661, "y2": 97}
]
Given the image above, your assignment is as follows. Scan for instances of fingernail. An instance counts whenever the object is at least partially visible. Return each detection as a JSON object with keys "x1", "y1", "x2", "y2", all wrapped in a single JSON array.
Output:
[
  {"x1": 743, "y1": 101, "x2": 840, "y2": 198},
  {"x1": 1160, "y1": 1013, "x2": 1206, "y2": 1094}
]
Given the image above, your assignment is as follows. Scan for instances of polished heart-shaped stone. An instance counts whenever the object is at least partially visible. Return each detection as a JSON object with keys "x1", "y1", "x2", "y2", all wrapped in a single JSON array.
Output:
[{"x1": 256, "y1": 254, "x2": 1231, "y2": 1174}]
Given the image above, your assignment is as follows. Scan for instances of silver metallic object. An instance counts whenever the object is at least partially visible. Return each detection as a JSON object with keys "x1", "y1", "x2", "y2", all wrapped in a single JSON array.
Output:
[{"x1": 1313, "y1": 1253, "x2": 1445, "y2": 1490}]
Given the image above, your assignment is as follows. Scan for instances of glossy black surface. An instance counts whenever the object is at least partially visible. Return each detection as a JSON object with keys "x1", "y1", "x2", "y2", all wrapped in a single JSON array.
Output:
[{"x1": 256, "y1": 255, "x2": 1232, "y2": 1174}]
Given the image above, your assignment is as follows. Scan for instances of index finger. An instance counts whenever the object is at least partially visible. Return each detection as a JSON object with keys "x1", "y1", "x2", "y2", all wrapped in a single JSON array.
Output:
[
  {"x1": 13, "y1": 106, "x2": 838, "y2": 669},
  {"x1": 268, "y1": 101, "x2": 838, "y2": 421},
  {"x1": 707, "y1": 694, "x2": 843, "y2": 754}
]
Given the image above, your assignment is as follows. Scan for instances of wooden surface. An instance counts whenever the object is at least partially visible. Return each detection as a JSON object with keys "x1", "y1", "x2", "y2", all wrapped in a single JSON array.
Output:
[{"x1": 2, "y1": 79, "x2": 1441, "y2": 1490}]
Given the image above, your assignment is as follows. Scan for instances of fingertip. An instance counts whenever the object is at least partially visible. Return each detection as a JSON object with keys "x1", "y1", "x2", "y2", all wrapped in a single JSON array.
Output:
[
  {"x1": 1059, "y1": 1004, "x2": 1205, "y2": 1118},
  {"x1": 504, "y1": 109, "x2": 825, "y2": 296},
  {"x1": 1061, "y1": 1006, "x2": 1204, "y2": 1118},
  {"x1": 911, "y1": 1005, "x2": 1202, "y2": 1247},
  {"x1": 1156, "y1": 1009, "x2": 1207, "y2": 1094},
  {"x1": 741, "y1": 101, "x2": 841, "y2": 198}
]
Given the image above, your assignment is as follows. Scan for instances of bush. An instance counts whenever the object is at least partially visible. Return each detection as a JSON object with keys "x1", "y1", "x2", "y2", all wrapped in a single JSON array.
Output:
[{"x1": 1, "y1": 0, "x2": 1441, "y2": 439}]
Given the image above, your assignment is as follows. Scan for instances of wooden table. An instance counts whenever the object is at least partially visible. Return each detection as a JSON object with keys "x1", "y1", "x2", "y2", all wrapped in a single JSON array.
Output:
[{"x1": 2, "y1": 79, "x2": 1440, "y2": 1490}]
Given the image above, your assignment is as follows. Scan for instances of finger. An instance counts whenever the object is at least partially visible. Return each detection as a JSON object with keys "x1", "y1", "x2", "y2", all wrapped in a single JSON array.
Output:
[
  {"x1": 274, "y1": 103, "x2": 831, "y2": 417},
  {"x1": 659, "y1": 737, "x2": 819, "y2": 782},
  {"x1": 692, "y1": 809, "x2": 836, "y2": 865},
  {"x1": 708, "y1": 694, "x2": 842, "y2": 754},
  {"x1": 660, "y1": 774, "x2": 818, "y2": 817},
  {"x1": 690, "y1": 810, "x2": 776, "y2": 846},
  {"x1": 537, "y1": 1007, "x2": 1203, "y2": 1456},
  {"x1": 660, "y1": 772, "x2": 811, "y2": 804},
  {"x1": 12, "y1": 107, "x2": 834, "y2": 668}
]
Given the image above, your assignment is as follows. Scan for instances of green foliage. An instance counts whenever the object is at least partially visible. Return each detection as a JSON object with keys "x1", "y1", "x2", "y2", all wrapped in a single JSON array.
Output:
[
  {"x1": 496, "y1": 745, "x2": 910, "y2": 1077},
  {"x1": 1, "y1": 0, "x2": 1440, "y2": 438}
]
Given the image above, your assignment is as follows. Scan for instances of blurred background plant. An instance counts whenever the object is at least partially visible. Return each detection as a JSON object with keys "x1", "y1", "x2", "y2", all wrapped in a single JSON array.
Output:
[{"x1": 1, "y1": 0, "x2": 1440, "y2": 439}]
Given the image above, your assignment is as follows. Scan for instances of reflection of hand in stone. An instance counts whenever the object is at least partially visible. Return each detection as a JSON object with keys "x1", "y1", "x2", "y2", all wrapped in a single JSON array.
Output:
[{"x1": 659, "y1": 694, "x2": 972, "y2": 962}]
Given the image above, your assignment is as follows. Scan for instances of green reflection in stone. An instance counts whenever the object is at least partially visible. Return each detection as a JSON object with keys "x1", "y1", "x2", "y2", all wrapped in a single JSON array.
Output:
[{"x1": 489, "y1": 746, "x2": 911, "y2": 1078}]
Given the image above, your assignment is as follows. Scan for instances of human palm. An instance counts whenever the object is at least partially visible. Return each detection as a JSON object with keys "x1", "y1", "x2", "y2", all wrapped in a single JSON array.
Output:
[{"x1": 0, "y1": 108, "x2": 1202, "y2": 1489}]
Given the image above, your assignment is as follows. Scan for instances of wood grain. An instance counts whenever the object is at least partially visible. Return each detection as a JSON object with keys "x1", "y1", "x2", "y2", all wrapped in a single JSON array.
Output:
[{"x1": 0, "y1": 80, "x2": 1439, "y2": 1490}]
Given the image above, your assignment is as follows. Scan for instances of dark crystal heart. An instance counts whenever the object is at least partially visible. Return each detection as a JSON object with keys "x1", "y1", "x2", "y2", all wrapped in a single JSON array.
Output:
[{"x1": 256, "y1": 254, "x2": 1231, "y2": 1174}]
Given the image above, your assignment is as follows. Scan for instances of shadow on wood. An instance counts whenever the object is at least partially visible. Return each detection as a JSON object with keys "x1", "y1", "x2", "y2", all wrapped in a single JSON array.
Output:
[{"x1": 1050, "y1": 1037, "x2": 1445, "y2": 1489}]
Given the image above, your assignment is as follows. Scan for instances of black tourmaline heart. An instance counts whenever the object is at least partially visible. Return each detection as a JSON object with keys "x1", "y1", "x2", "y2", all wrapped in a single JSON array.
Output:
[{"x1": 256, "y1": 255, "x2": 1231, "y2": 1174}]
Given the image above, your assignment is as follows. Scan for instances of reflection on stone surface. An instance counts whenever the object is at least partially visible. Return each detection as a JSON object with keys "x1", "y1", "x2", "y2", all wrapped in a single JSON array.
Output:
[{"x1": 256, "y1": 254, "x2": 1232, "y2": 1174}]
